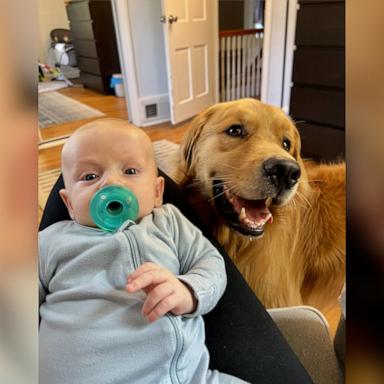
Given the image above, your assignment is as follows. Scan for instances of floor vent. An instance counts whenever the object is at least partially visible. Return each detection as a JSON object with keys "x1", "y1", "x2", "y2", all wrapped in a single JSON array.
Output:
[{"x1": 145, "y1": 103, "x2": 158, "y2": 118}]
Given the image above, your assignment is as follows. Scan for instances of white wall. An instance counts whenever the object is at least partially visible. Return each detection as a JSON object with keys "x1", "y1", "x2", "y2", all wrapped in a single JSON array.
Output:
[
  {"x1": 128, "y1": 0, "x2": 168, "y2": 97},
  {"x1": 38, "y1": 0, "x2": 69, "y2": 63}
]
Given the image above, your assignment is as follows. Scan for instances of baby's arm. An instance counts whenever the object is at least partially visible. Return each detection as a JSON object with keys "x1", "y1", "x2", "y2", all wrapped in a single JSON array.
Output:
[
  {"x1": 130, "y1": 205, "x2": 226, "y2": 322},
  {"x1": 127, "y1": 263, "x2": 197, "y2": 322},
  {"x1": 170, "y1": 205, "x2": 227, "y2": 317},
  {"x1": 127, "y1": 205, "x2": 226, "y2": 322}
]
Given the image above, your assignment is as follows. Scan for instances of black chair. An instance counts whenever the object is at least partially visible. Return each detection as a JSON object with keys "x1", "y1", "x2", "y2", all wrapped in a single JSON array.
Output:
[{"x1": 39, "y1": 171, "x2": 313, "y2": 384}]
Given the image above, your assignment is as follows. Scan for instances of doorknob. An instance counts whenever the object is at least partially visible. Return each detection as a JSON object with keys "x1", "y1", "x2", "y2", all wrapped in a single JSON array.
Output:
[
  {"x1": 168, "y1": 15, "x2": 178, "y2": 24},
  {"x1": 160, "y1": 15, "x2": 166, "y2": 23}
]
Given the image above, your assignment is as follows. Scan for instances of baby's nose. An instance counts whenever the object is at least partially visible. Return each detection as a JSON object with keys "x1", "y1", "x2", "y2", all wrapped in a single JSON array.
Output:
[{"x1": 100, "y1": 173, "x2": 122, "y2": 188}]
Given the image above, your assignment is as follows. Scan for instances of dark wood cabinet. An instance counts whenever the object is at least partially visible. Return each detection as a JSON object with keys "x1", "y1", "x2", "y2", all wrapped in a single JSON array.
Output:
[
  {"x1": 66, "y1": 0, "x2": 121, "y2": 94},
  {"x1": 290, "y1": 0, "x2": 345, "y2": 162}
]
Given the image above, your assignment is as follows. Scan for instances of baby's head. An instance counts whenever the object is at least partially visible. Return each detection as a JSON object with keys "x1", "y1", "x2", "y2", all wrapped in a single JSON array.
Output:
[{"x1": 59, "y1": 118, "x2": 164, "y2": 227}]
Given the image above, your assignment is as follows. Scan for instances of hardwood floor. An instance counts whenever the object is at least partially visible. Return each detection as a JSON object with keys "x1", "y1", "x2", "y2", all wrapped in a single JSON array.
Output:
[
  {"x1": 39, "y1": 87, "x2": 190, "y2": 173},
  {"x1": 38, "y1": 86, "x2": 340, "y2": 336}
]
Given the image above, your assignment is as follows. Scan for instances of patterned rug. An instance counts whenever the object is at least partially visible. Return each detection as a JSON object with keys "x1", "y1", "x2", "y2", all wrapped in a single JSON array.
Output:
[
  {"x1": 38, "y1": 139, "x2": 180, "y2": 211},
  {"x1": 153, "y1": 139, "x2": 179, "y2": 178},
  {"x1": 39, "y1": 91, "x2": 105, "y2": 128}
]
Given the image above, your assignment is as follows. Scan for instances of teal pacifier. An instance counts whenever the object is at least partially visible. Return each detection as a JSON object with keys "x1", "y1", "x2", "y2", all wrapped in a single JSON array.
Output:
[{"x1": 89, "y1": 185, "x2": 139, "y2": 232}]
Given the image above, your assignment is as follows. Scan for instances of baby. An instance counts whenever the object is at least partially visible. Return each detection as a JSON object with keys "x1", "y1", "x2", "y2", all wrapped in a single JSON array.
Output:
[{"x1": 39, "y1": 118, "x2": 248, "y2": 383}]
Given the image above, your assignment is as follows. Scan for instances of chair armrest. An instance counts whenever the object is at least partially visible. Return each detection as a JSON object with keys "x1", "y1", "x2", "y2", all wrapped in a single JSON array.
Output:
[{"x1": 268, "y1": 306, "x2": 344, "y2": 384}]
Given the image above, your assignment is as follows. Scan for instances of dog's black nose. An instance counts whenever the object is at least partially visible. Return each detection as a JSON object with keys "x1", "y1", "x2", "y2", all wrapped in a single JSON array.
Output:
[{"x1": 263, "y1": 158, "x2": 301, "y2": 189}]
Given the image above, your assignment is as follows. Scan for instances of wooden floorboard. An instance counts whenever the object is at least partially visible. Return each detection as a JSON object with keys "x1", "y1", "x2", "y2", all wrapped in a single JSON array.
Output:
[
  {"x1": 39, "y1": 87, "x2": 128, "y2": 141},
  {"x1": 38, "y1": 87, "x2": 190, "y2": 173}
]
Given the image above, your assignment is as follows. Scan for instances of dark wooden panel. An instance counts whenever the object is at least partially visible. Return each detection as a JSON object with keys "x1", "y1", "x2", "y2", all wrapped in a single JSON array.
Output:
[
  {"x1": 69, "y1": 20, "x2": 94, "y2": 40},
  {"x1": 87, "y1": 1, "x2": 120, "y2": 72},
  {"x1": 66, "y1": 1, "x2": 91, "y2": 21},
  {"x1": 292, "y1": 48, "x2": 345, "y2": 88},
  {"x1": 80, "y1": 72, "x2": 113, "y2": 95},
  {"x1": 88, "y1": 1, "x2": 114, "y2": 39},
  {"x1": 72, "y1": 40, "x2": 98, "y2": 58},
  {"x1": 66, "y1": 0, "x2": 119, "y2": 94},
  {"x1": 295, "y1": 3, "x2": 345, "y2": 46},
  {"x1": 290, "y1": 86, "x2": 345, "y2": 128},
  {"x1": 296, "y1": 122, "x2": 345, "y2": 161},
  {"x1": 76, "y1": 56, "x2": 101, "y2": 75}
]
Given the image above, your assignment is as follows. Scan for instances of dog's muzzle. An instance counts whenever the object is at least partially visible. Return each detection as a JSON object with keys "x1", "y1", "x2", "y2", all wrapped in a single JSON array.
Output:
[
  {"x1": 262, "y1": 158, "x2": 301, "y2": 192},
  {"x1": 212, "y1": 158, "x2": 300, "y2": 237},
  {"x1": 212, "y1": 181, "x2": 273, "y2": 237}
]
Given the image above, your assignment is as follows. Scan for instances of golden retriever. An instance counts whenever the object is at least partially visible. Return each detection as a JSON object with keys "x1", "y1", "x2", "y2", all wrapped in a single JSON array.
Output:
[{"x1": 175, "y1": 98, "x2": 345, "y2": 309}]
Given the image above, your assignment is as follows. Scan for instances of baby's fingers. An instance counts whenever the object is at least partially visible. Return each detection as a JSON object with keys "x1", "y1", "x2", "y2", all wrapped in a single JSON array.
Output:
[
  {"x1": 145, "y1": 293, "x2": 178, "y2": 322},
  {"x1": 142, "y1": 282, "x2": 174, "y2": 318},
  {"x1": 126, "y1": 268, "x2": 167, "y2": 292},
  {"x1": 127, "y1": 262, "x2": 159, "y2": 283}
]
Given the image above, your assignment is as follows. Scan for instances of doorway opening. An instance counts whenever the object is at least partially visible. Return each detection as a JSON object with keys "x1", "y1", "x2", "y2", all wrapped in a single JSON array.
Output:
[{"x1": 218, "y1": 0, "x2": 265, "y2": 102}]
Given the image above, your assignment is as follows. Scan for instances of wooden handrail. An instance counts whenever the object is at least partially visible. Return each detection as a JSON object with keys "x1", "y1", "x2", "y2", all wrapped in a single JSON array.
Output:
[{"x1": 219, "y1": 28, "x2": 264, "y2": 38}]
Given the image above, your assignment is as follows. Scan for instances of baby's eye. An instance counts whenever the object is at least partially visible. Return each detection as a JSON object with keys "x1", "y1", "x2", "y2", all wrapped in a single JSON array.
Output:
[
  {"x1": 125, "y1": 168, "x2": 138, "y2": 175},
  {"x1": 83, "y1": 173, "x2": 98, "y2": 181}
]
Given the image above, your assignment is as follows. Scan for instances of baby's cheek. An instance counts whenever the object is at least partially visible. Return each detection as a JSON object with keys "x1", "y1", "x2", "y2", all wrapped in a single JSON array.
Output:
[
  {"x1": 137, "y1": 200, "x2": 155, "y2": 220},
  {"x1": 74, "y1": 200, "x2": 94, "y2": 226}
]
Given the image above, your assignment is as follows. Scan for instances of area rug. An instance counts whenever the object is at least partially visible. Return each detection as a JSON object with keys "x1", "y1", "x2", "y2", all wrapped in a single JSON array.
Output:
[
  {"x1": 38, "y1": 168, "x2": 62, "y2": 211},
  {"x1": 38, "y1": 139, "x2": 180, "y2": 211},
  {"x1": 38, "y1": 81, "x2": 68, "y2": 94},
  {"x1": 39, "y1": 91, "x2": 105, "y2": 128},
  {"x1": 152, "y1": 139, "x2": 179, "y2": 178}
]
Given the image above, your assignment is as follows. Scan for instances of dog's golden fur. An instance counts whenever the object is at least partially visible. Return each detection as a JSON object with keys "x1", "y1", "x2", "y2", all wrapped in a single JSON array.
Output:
[{"x1": 175, "y1": 99, "x2": 345, "y2": 309}]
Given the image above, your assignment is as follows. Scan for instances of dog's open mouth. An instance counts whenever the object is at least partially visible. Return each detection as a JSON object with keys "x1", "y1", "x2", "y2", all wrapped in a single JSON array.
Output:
[{"x1": 213, "y1": 180, "x2": 273, "y2": 237}]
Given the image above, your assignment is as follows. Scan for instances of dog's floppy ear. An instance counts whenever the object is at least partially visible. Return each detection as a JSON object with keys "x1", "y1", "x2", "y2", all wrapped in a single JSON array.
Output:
[{"x1": 179, "y1": 106, "x2": 215, "y2": 175}]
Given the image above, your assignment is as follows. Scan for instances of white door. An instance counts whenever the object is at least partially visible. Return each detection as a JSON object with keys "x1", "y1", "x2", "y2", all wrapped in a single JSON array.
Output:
[{"x1": 161, "y1": 0, "x2": 218, "y2": 124}]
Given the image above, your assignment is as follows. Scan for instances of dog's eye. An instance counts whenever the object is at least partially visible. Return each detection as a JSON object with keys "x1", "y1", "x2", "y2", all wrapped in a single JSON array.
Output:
[
  {"x1": 282, "y1": 139, "x2": 291, "y2": 152},
  {"x1": 225, "y1": 125, "x2": 246, "y2": 137}
]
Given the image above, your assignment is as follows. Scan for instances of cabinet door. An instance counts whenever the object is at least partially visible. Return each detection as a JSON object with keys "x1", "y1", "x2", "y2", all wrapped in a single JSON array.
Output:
[{"x1": 290, "y1": 0, "x2": 345, "y2": 161}]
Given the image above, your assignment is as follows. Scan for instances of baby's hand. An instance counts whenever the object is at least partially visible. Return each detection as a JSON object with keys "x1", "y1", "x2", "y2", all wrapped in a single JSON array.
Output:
[{"x1": 126, "y1": 262, "x2": 197, "y2": 322}]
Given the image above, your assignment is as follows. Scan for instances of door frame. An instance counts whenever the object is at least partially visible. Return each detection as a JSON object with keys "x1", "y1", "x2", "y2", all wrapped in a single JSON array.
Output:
[
  {"x1": 261, "y1": 0, "x2": 298, "y2": 114},
  {"x1": 112, "y1": 0, "x2": 219, "y2": 127},
  {"x1": 113, "y1": 0, "x2": 296, "y2": 124},
  {"x1": 111, "y1": 0, "x2": 140, "y2": 125}
]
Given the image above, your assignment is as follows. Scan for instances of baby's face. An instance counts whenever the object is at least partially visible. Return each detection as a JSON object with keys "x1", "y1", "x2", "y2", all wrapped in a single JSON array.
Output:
[{"x1": 60, "y1": 122, "x2": 164, "y2": 227}]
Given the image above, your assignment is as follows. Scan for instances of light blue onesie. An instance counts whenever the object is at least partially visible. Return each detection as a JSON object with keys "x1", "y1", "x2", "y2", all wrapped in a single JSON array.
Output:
[{"x1": 39, "y1": 204, "x2": 248, "y2": 384}]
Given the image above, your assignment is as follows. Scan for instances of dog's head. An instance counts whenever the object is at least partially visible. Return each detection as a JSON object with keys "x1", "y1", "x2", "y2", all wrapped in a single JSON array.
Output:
[{"x1": 179, "y1": 98, "x2": 307, "y2": 238}]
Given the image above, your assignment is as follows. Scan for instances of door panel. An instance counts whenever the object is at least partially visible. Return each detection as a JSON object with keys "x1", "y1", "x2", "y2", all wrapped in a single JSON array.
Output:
[
  {"x1": 162, "y1": 0, "x2": 217, "y2": 124},
  {"x1": 191, "y1": 0, "x2": 206, "y2": 20},
  {"x1": 170, "y1": 0, "x2": 188, "y2": 21},
  {"x1": 175, "y1": 48, "x2": 192, "y2": 102},
  {"x1": 193, "y1": 45, "x2": 208, "y2": 97}
]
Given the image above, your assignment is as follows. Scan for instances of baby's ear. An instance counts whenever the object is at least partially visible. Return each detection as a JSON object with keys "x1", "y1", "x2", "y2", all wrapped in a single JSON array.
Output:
[
  {"x1": 59, "y1": 189, "x2": 75, "y2": 219},
  {"x1": 154, "y1": 176, "x2": 165, "y2": 208}
]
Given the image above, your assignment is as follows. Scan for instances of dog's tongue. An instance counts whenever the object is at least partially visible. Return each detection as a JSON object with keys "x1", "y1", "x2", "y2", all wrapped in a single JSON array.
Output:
[{"x1": 230, "y1": 195, "x2": 273, "y2": 227}]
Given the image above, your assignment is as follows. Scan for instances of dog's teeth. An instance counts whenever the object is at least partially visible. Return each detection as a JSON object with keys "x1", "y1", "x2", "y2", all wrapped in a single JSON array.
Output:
[
  {"x1": 265, "y1": 197, "x2": 272, "y2": 208},
  {"x1": 239, "y1": 207, "x2": 246, "y2": 220}
]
